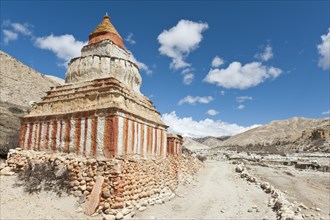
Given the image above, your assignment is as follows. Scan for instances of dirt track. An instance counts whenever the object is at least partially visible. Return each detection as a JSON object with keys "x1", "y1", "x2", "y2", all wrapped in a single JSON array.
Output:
[{"x1": 136, "y1": 160, "x2": 276, "y2": 219}]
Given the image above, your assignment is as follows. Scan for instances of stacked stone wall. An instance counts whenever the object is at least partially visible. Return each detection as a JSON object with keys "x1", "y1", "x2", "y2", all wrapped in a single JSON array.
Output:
[{"x1": 6, "y1": 149, "x2": 202, "y2": 215}]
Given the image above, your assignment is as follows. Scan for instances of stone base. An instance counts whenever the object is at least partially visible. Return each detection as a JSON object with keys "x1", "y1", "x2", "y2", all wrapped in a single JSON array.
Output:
[{"x1": 6, "y1": 149, "x2": 203, "y2": 215}]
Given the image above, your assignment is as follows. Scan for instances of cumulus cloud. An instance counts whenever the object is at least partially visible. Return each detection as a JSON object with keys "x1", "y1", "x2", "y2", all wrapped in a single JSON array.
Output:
[
  {"x1": 317, "y1": 28, "x2": 330, "y2": 70},
  {"x1": 321, "y1": 109, "x2": 330, "y2": 115},
  {"x1": 204, "y1": 61, "x2": 282, "y2": 89},
  {"x1": 2, "y1": 29, "x2": 18, "y2": 44},
  {"x1": 206, "y1": 109, "x2": 219, "y2": 116},
  {"x1": 35, "y1": 34, "x2": 86, "y2": 66},
  {"x1": 236, "y1": 96, "x2": 253, "y2": 103},
  {"x1": 183, "y1": 73, "x2": 194, "y2": 85},
  {"x1": 1, "y1": 20, "x2": 33, "y2": 44},
  {"x1": 211, "y1": 56, "x2": 224, "y2": 67},
  {"x1": 255, "y1": 44, "x2": 273, "y2": 61},
  {"x1": 220, "y1": 90, "x2": 225, "y2": 96},
  {"x1": 237, "y1": 104, "x2": 245, "y2": 110},
  {"x1": 125, "y1": 33, "x2": 136, "y2": 44},
  {"x1": 11, "y1": 23, "x2": 32, "y2": 36},
  {"x1": 162, "y1": 111, "x2": 260, "y2": 138},
  {"x1": 178, "y1": 95, "x2": 214, "y2": 105},
  {"x1": 128, "y1": 50, "x2": 152, "y2": 75},
  {"x1": 158, "y1": 19, "x2": 208, "y2": 70}
]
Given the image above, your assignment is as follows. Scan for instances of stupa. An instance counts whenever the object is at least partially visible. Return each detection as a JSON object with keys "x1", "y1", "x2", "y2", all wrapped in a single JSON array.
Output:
[{"x1": 19, "y1": 14, "x2": 171, "y2": 158}]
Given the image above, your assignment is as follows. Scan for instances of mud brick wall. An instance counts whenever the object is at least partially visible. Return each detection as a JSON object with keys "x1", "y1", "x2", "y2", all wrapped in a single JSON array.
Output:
[{"x1": 6, "y1": 149, "x2": 202, "y2": 214}]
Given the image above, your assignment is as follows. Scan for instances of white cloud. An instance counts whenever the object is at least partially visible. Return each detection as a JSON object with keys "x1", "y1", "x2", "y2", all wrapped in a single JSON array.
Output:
[
  {"x1": 211, "y1": 56, "x2": 224, "y2": 67},
  {"x1": 220, "y1": 90, "x2": 225, "y2": 96},
  {"x1": 317, "y1": 28, "x2": 330, "y2": 70},
  {"x1": 2, "y1": 20, "x2": 33, "y2": 44},
  {"x1": 206, "y1": 109, "x2": 219, "y2": 116},
  {"x1": 162, "y1": 111, "x2": 260, "y2": 138},
  {"x1": 11, "y1": 22, "x2": 32, "y2": 36},
  {"x1": 321, "y1": 109, "x2": 330, "y2": 115},
  {"x1": 2, "y1": 29, "x2": 18, "y2": 44},
  {"x1": 236, "y1": 96, "x2": 253, "y2": 103},
  {"x1": 181, "y1": 67, "x2": 194, "y2": 74},
  {"x1": 204, "y1": 61, "x2": 282, "y2": 89},
  {"x1": 125, "y1": 33, "x2": 136, "y2": 44},
  {"x1": 237, "y1": 104, "x2": 245, "y2": 110},
  {"x1": 255, "y1": 44, "x2": 273, "y2": 61},
  {"x1": 34, "y1": 34, "x2": 86, "y2": 66},
  {"x1": 178, "y1": 95, "x2": 214, "y2": 105},
  {"x1": 183, "y1": 73, "x2": 194, "y2": 85},
  {"x1": 128, "y1": 50, "x2": 152, "y2": 75},
  {"x1": 158, "y1": 19, "x2": 208, "y2": 70}
]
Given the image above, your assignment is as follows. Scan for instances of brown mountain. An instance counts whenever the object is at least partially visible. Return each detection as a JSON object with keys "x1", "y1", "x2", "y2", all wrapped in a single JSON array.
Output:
[{"x1": 219, "y1": 117, "x2": 330, "y2": 153}]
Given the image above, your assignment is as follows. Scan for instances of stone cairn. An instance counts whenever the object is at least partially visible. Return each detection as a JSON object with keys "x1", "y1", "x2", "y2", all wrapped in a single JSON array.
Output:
[{"x1": 4, "y1": 14, "x2": 204, "y2": 217}]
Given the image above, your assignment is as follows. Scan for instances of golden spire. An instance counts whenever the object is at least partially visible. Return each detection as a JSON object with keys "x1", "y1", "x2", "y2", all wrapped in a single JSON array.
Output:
[{"x1": 88, "y1": 13, "x2": 125, "y2": 49}]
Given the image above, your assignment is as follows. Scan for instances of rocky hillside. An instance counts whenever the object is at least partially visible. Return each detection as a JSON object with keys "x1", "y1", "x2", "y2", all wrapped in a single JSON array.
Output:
[
  {"x1": 0, "y1": 50, "x2": 63, "y2": 155},
  {"x1": 194, "y1": 136, "x2": 231, "y2": 148},
  {"x1": 219, "y1": 117, "x2": 330, "y2": 153},
  {"x1": 183, "y1": 138, "x2": 210, "y2": 153}
]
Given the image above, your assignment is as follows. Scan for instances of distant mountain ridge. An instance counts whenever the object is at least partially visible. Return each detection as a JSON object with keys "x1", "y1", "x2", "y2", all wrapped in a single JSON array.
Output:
[{"x1": 217, "y1": 117, "x2": 330, "y2": 153}]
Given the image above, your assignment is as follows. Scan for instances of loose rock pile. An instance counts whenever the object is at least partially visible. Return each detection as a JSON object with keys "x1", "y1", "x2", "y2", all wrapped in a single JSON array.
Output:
[
  {"x1": 4, "y1": 148, "x2": 202, "y2": 218},
  {"x1": 235, "y1": 163, "x2": 304, "y2": 220}
]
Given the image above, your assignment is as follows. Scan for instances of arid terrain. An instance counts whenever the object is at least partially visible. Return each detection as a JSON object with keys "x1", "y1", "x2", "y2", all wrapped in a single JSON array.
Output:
[
  {"x1": 0, "y1": 51, "x2": 329, "y2": 220},
  {"x1": 1, "y1": 153, "x2": 329, "y2": 220}
]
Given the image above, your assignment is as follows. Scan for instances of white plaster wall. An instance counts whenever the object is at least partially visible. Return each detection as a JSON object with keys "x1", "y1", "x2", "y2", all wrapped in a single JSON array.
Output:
[
  {"x1": 47, "y1": 122, "x2": 53, "y2": 150},
  {"x1": 69, "y1": 118, "x2": 75, "y2": 153},
  {"x1": 85, "y1": 118, "x2": 92, "y2": 156},
  {"x1": 66, "y1": 56, "x2": 142, "y2": 94},
  {"x1": 39, "y1": 121, "x2": 46, "y2": 150},
  {"x1": 80, "y1": 119, "x2": 85, "y2": 155},
  {"x1": 96, "y1": 116, "x2": 105, "y2": 157},
  {"x1": 134, "y1": 121, "x2": 138, "y2": 154},
  {"x1": 56, "y1": 121, "x2": 61, "y2": 151},
  {"x1": 127, "y1": 120, "x2": 132, "y2": 155},
  {"x1": 117, "y1": 116, "x2": 124, "y2": 155},
  {"x1": 143, "y1": 124, "x2": 147, "y2": 158},
  {"x1": 60, "y1": 121, "x2": 66, "y2": 152},
  {"x1": 151, "y1": 127, "x2": 155, "y2": 157},
  {"x1": 30, "y1": 123, "x2": 36, "y2": 150},
  {"x1": 163, "y1": 130, "x2": 167, "y2": 158}
]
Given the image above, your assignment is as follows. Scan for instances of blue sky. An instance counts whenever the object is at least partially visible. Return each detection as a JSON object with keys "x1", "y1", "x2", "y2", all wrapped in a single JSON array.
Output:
[{"x1": 1, "y1": 1, "x2": 329, "y2": 137}]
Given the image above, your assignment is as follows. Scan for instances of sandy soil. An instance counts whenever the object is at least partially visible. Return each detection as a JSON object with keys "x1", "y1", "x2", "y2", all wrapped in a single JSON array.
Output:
[
  {"x1": 247, "y1": 164, "x2": 330, "y2": 219},
  {"x1": 135, "y1": 160, "x2": 277, "y2": 219},
  {"x1": 0, "y1": 175, "x2": 98, "y2": 220}
]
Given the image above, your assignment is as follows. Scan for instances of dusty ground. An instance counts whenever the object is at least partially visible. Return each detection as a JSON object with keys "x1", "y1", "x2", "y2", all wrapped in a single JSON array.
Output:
[
  {"x1": 0, "y1": 175, "x2": 99, "y2": 220},
  {"x1": 247, "y1": 164, "x2": 330, "y2": 219},
  {"x1": 1, "y1": 159, "x2": 329, "y2": 220},
  {"x1": 135, "y1": 160, "x2": 277, "y2": 219}
]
